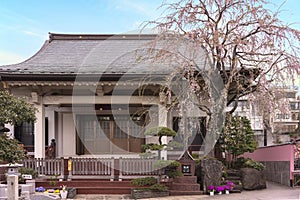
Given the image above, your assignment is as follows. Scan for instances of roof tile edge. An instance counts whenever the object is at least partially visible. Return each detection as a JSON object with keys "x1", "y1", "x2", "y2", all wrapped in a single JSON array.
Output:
[{"x1": 48, "y1": 32, "x2": 157, "y2": 42}]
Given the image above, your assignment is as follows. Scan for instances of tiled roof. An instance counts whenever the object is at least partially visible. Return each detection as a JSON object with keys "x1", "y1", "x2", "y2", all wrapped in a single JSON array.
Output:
[{"x1": 0, "y1": 33, "x2": 180, "y2": 80}]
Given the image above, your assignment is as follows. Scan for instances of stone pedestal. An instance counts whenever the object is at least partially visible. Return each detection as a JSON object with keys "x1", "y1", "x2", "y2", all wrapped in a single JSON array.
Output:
[
  {"x1": 169, "y1": 176, "x2": 202, "y2": 195},
  {"x1": 0, "y1": 185, "x2": 7, "y2": 199},
  {"x1": 7, "y1": 175, "x2": 18, "y2": 200},
  {"x1": 26, "y1": 179, "x2": 36, "y2": 194}
]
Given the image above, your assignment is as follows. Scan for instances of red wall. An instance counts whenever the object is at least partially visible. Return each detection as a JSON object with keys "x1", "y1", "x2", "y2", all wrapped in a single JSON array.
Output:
[{"x1": 243, "y1": 144, "x2": 294, "y2": 178}]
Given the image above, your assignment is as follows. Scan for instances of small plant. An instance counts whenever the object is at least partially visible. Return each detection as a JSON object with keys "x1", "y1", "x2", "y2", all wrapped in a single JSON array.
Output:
[
  {"x1": 131, "y1": 177, "x2": 157, "y2": 187},
  {"x1": 49, "y1": 174, "x2": 59, "y2": 187}
]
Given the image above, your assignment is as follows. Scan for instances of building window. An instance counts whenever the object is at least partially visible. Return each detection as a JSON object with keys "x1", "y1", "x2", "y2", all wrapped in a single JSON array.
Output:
[
  {"x1": 291, "y1": 102, "x2": 297, "y2": 110},
  {"x1": 14, "y1": 122, "x2": 34, "y2": 146},
  {"x1": 292, "y1": 113, "x2": 299, "y2": 120},
  {"x1": 276, "y1": 114, "x2": 290, "y2": 120}
]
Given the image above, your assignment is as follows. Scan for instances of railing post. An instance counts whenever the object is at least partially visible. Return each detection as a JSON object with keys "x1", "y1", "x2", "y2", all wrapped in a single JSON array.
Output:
[
  {"x1": 60, "y1": 157, "x2": 64, "y2": 180},
  {"x1": 110, "y1": 157, "x2": 114, "y2": 181},
  {"x1": 119, "y1": 157, "x2": 122, "y2": 181}
]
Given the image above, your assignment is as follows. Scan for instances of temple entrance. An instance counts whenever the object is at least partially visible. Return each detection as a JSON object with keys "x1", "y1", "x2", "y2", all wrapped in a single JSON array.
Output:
[{"x1": 76, "y1": 115, "x2": 145, "y2": 155}]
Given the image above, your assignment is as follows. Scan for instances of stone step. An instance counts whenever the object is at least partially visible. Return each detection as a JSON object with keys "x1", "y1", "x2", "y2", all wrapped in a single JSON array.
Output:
[
  {"x1": 226, "y1": 176, "x2": 241, "y2": 181},
  {"x1": 226, "y1": 170, "x2": 241, "y2": 177},
  {"x1": 173, "y1": 176, "x2": 197, "y2": 183},
  {"x1": 170, "y1": 183, "x2": 200, "y2": 191}
]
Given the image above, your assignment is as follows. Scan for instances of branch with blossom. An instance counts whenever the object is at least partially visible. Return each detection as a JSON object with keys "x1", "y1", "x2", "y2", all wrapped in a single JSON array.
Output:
[{"x1": 147, "y1": 0, "x2": 300, "y2": 154}]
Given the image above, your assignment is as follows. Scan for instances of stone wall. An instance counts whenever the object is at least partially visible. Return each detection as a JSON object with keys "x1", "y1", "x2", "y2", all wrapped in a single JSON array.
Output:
[{"x1": 261, "y1": 161, "x2": 290, "y2": 186}]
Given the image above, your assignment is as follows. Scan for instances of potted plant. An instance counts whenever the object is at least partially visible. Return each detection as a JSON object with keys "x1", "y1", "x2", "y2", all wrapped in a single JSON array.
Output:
[
  {"x1": 215, "y1": 186, "x2": 224, "y2": 195},
  {"x1": 60, "y1": 185, "x2": 68, "y2": 199},
  {"x1": 225, "y1": 181, "x2": 235, "y2": 194},
  {"x1": 207, "y1": 185, "x2": 215, "y2": 196}
]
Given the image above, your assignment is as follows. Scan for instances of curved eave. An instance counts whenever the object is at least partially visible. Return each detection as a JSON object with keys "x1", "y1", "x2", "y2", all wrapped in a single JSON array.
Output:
[{"x1": 0, "y1": 73, "x2": 169, "y2": 82}]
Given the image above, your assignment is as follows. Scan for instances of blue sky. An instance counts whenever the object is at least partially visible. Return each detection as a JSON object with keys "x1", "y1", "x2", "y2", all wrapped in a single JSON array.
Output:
[{"x1": 0, "y1": 0, "x2": 299, "y2": 65}]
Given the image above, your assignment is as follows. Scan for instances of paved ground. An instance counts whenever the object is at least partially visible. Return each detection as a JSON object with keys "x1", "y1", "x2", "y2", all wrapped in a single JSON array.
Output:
[{"x1": 74, "y1": 182, "x2": 300, "y2": 200}]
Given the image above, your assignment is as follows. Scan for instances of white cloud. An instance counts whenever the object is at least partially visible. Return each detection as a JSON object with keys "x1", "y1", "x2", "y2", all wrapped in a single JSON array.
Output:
[
  {"x1": 22, "y1": 30, "x2": 46, "y2": 39},
  {"x1": 0, "y1": 51, "x2": 26, "y2": 65}
]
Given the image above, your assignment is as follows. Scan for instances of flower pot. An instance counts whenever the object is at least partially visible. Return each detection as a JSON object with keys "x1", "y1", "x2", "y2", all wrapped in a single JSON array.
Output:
[
  {"x1": 225, "y1": 190, "x2": 230, "y2": 194},
  {"x1": 60, "y1": 191, "x2": 68, "y2": 199},
  {"x1": 209, "y1": 191, "x2": 214, "y2": 196},
  {"x1": 218, "y1": 191, "x2": 222, "y2": 195}
]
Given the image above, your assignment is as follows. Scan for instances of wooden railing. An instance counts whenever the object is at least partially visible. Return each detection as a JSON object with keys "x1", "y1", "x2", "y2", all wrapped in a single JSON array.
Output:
[
  {"x1": 118, "y1": 158, "x2": 159, "y2": 181},
  {"x1": 22, "y1": 157, "x2": 160, "y2": 181},
  {"x1": 68, "y1": 157, "x2": 114, "y2": 181},
  {"x1": 22, "y1": 158, "x2": 64, "y2": 179}
]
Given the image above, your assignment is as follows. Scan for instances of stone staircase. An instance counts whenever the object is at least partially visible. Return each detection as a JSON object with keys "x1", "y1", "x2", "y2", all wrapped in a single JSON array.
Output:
[{"x1": 169, "y1": 176, "x2": 203, "y2": 196}]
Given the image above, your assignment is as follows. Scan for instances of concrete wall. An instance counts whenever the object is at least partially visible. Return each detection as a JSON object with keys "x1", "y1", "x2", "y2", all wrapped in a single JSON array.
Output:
[
  {"x1": 261, "y1": 161, "x2": 291, "y2": 186},
  {"x1": 243, "y1": 144, "x2": 294, "y2": 186}
]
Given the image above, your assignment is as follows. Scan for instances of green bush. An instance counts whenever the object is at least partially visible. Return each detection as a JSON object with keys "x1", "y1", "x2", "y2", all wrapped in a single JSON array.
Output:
[
  {"x1": 0, "y1": 134, "x2": 27, "y2": 163},
  {"x1": 153, "y1": 160, "x2": 180, "y2": 169},
  {"x1": 18, "y1": 167, "x2": 38, "y2": 183},
  {"x1": 234, "y1": 157, "x2": 265, "y2": 171},
  {"x1": 165, "y1": 170, "x2": 182, "y2": 178},
  {"x1": 244, "y1": 159, "x2": 265, "y2": 171},
  {"x1": 169, "y1": 160, "x2": 180, "y2": 168},
  {"x1": 149, "y1": 183, "x2": 169, "y2": 191},
  {"x1": 144, "y1": 127, "x2": 176, "y2": 137},
  {"x1": 142, "y1": 143, "x2": 164, "y2": 151},
  {"x1": 131, "y1": 177, "x2": 157, "y2": 186}
]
